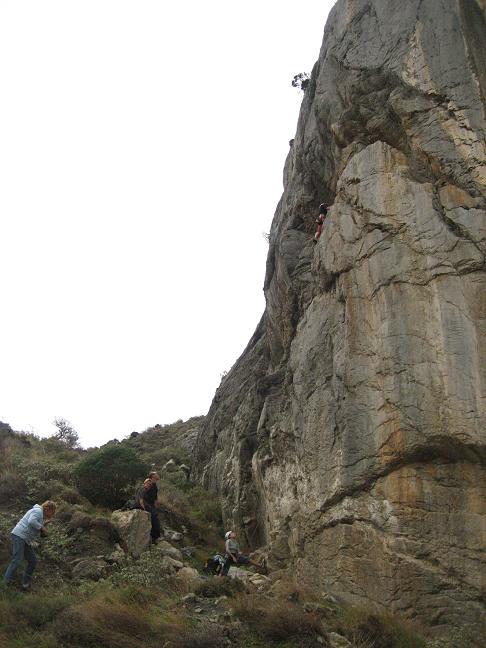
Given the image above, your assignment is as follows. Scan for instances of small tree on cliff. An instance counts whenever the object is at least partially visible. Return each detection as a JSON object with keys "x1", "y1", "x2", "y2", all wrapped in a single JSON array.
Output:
[
  {"x1": 291, "y1": 72, "x2": 310, "y2": 93},
  {"x1": 74, "y1": 445, "x2": 148, "y2": 508}
]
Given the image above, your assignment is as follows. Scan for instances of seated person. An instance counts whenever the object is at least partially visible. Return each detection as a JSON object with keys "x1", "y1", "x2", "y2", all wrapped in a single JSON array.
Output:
[{"x1": 221, "y1": 530, "x2": 266, "y2": 576}]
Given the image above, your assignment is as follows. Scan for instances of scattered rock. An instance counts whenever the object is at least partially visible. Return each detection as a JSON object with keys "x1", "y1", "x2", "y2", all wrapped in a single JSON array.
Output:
[
  {"x1": 179, "y1": 464, "x2": 191, "y2": 478},
  {"x1": 214, "y1": 596, "x2": 228, "y2": 606},
  {"x1": 328, "y1": 632, "x2": 352, "y2": 648},
  {"x1": 156, "y1": 540, "x2": 183, "y2": 562},
  {"x1": 303, "y1": 602, "x2": 335, "y2": 619},
  {"x1": 160, "y1": 555, "x2": 183, "y2": 575},
  {"x1": 163, "y1": 459, "x2": 178, "y2": 472},
  {"x1": 163, "y1": 527, "x2": 183, "y2": 543},
  {"x1": 176, "y1": 566, "x2": 200, "y2": 582},
  {"x1": 71, "y1": 558, "x2": 107, "y2": 581},
  {"x1": 67, "y1": 511, "x2": 91, "y2": 531},
  {"x1": 106, "y1": 543, "x2": 125, "y2": 564}
]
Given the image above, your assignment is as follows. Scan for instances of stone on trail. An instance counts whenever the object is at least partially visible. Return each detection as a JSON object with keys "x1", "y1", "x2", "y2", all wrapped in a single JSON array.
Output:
[
  {"x1": 159, "y1": 555, "x2": 183, "y2": 576},
  {"x1": 163, "y1": 527, "x2": 183, "y2": 543},
  {"x1": 328, "y1": 633, "x2": 352, "y2": 648},
  {"x1": 156, "y1": 539, "x2": 183, "y2": 562},
  {"x1": 71, "y1": 558, "x2": 107, "y2": 581}
]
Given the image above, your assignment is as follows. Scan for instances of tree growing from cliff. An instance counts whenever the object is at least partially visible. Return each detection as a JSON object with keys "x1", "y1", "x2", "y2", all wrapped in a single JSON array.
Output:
[
  {"x1": 291, "y1": 72, "x2": 310, "y2": 93},
  {"x1": 74, "y1": 445, "x2": 148, "y2": 508}
]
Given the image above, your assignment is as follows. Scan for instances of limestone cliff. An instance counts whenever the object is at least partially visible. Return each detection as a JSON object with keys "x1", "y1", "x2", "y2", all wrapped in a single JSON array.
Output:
[{"x1": 193, "y1": 0, "x2": 486, "y2": 637}]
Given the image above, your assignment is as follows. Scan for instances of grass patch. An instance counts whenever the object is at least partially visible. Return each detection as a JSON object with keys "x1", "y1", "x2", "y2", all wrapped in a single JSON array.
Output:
[
  {"x1": 195, "y1": 576, "x2": 246, "y2": 598},
  {"x1": 331, "y1": 608, "x2": 426, "y2": 648},
  {"x1": 231, "y1": 593, "x2": 324, "y2": 645}
]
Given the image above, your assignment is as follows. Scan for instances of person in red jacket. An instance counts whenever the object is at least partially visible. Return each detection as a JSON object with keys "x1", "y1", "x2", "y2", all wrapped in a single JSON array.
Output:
[{"x1": 314, "y1": 203, "x2": 329, "y2": 242}]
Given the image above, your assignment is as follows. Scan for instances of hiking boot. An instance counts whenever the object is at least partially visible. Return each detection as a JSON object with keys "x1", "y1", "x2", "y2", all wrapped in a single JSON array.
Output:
[{"x1": 21, "y1": 583, "x2": 31, "y2": 592}]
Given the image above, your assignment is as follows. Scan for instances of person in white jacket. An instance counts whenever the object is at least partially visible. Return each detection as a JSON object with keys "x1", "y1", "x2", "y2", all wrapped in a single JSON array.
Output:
[{"x1": 3, "y1": 500, "x2": 56, "y2": 590}]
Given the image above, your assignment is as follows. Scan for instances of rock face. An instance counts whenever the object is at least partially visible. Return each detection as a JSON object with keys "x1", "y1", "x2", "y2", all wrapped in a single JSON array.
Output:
[{"x1": 193, "y1": 0, "x2": 486, "y2": 638}]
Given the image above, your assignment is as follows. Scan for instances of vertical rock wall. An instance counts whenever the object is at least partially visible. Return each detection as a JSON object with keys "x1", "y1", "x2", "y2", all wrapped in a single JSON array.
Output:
[{"x1": 194, "y1": 0, "x2": 486, "y2": 636}]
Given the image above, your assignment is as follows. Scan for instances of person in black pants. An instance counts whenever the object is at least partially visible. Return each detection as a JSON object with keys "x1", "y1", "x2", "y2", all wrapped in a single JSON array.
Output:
[{"x1": 143, "y1": 472, "x2": 161, "y2": 543}]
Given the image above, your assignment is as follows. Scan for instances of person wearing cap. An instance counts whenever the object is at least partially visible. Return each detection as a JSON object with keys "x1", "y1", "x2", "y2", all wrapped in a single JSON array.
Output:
[
  {"x1": 221, "y1": 530, "x2": 266, "y2": 576},
  {"x1": 314, "y1": 203, "x2": 330, "y2": 242},
  {"x1": 3, "y1": 500, "x2": 56, "y2": 590}
]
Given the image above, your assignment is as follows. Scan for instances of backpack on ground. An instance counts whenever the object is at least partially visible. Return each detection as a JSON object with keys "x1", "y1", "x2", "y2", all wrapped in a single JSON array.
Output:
[{"x1": 204, "y1": 554, "x2": 225, "y2": 576}]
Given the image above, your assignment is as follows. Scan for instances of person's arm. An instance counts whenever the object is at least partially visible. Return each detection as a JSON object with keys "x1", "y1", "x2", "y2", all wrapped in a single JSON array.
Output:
[
  {"x1": 28, "y1": 509, "x2": 44, "y2": 530},
  {"x1": 28, "y1": 509, "x2": 47, "y2": 535}
]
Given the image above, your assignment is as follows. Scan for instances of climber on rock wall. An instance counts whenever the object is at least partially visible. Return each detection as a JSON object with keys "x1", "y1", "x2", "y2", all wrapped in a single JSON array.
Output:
[{"x1": 314, "y1": 203, "x2": 330, "y2": 242}]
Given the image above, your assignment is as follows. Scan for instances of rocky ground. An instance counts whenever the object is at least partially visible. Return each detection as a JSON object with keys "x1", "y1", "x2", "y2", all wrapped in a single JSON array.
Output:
[{"x1": 0, "y1": 422, "x2": 436, "y2": 648}]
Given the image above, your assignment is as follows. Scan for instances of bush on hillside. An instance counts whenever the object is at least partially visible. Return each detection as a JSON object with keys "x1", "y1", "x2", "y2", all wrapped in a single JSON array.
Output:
[
  {"x1": 22, "y1": 459, "x2": 75, "y2": 502},
  {"x1": 0, "y1": 471, "x2": 27, "y2": 508},
  {"x1": 73, "y1": 446, "x2": 147, "y2": 509}
]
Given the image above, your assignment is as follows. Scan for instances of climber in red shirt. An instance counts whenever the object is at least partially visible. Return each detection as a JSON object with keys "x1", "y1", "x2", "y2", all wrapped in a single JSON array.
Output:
[{"x1": 314, "y1": 203, "x2": 330, "y2": 242}]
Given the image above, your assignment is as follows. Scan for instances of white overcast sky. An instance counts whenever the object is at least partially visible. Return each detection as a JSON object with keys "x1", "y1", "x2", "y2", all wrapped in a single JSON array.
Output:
[{"x1": 0, "y1": 0, "x2": 334, "y2": 447}]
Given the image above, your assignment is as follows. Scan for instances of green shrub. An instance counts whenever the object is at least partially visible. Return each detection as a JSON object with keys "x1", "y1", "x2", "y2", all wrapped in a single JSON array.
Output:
[
  {"x1": 38, "y1": 525, "x2": 76, "y2": 564},
  {"x1": 73, "y1": 446, "x2": 147, "y2": 509},
  {"x1": 110, "y1": 547, "x2": 170, "y2": 588},
  {"x1": 0, "y1": 471, "x2": 27, "y2": 508},
  {"x1": 22, "y1": 459, "x2": 75, "y2": 502}
]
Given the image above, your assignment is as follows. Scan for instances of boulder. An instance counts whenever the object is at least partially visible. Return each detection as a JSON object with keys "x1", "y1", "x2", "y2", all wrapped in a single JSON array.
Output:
[
  {"x1": 179, "y1": 464, "x2": 191, "y2": 478},
  {"x1": 159, "y1": 555, "x2": 183, "y2": 575},
  {"x1": 67, "y1": 511, "x2": 91, "y2": 531},
  {"x1": 163, "y1": 458, "x2": 178, "y2": 472},
  {"x1": 176, "y1": 566, "x2": 200, "y2": 582},
  {"x1": 106, "y1": 543, "x2": 125, "y2": 564},
  {"x1": 71, "y1": 558, "x2": 107, "y2": 581},
  {"x1": 328, "y1": 633, "x2": 352, "y2": 648},
  {"x1": 163, "y1": 527, "x2": 183, "y2": 543},
  {"x1": 111, "y1": 509, "x2": 151, "y2": 558},
  {"x1": 156, "y1": 540, "x2": 183, "y2": 562}
]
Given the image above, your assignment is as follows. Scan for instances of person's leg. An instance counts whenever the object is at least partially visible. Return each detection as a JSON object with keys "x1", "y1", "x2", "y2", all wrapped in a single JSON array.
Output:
[
  {"x1": 3, "y1": 534, "x2": 25, "y2": 584},
  {"x1": 237, "y1": 554, "x2": 266, "y2": 572},
  {"x1": 22, "y1": 543, "x2": 37, "y2": 588},
  {"x1": 150, "y1": 510, "x2": 161, "y2": 542},
  {"x1": 221, "y1": 556, "x2": 232, "y2": 577}
]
